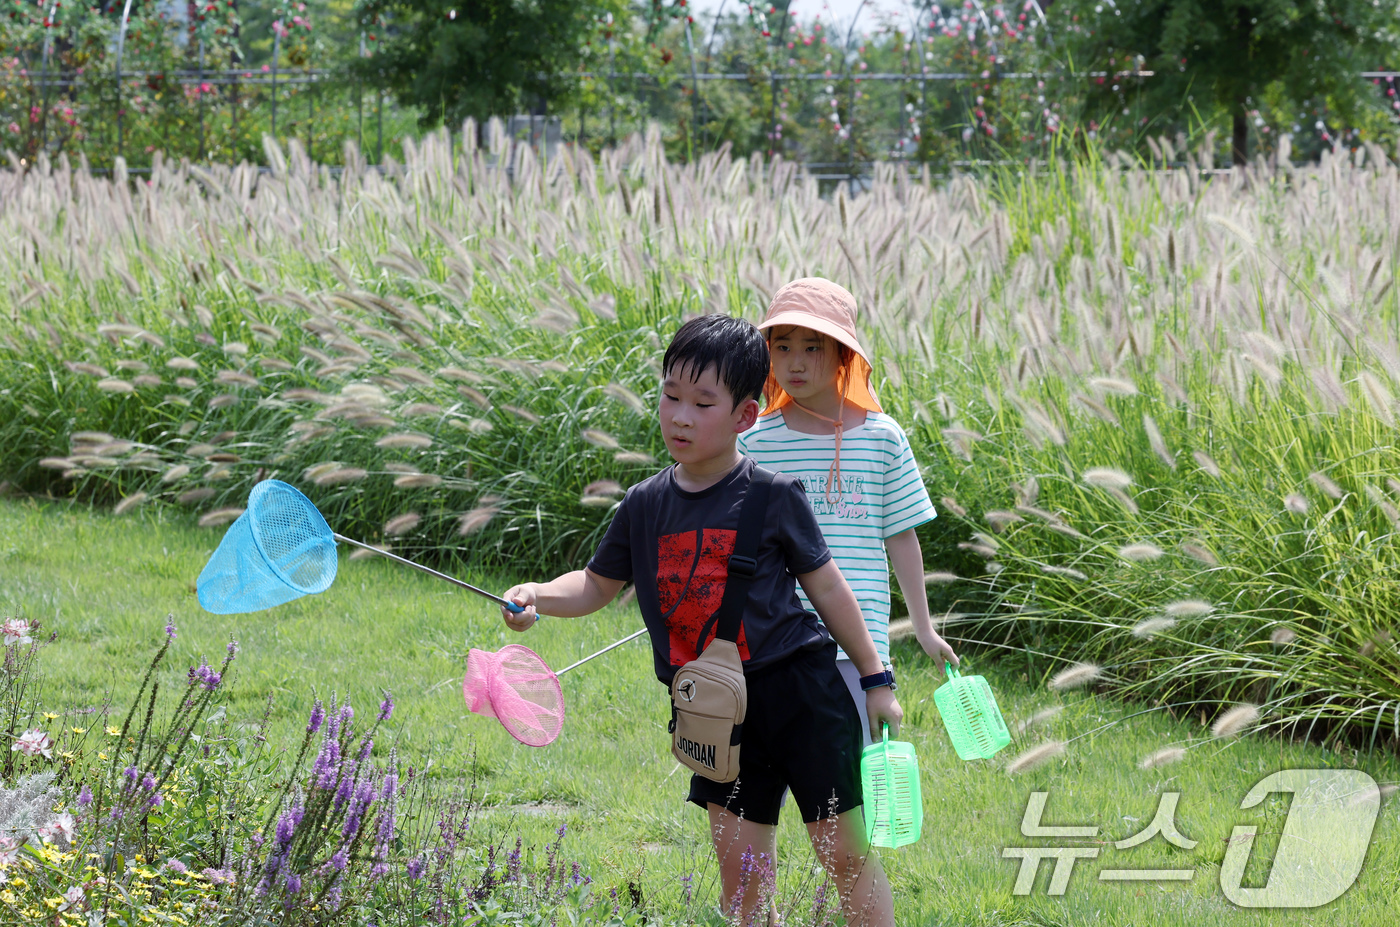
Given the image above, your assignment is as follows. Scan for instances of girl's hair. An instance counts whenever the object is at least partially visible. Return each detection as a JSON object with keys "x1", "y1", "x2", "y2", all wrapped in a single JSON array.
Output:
[{"x1": 762, "y1": 325, "x2": 855, "y2": 410}]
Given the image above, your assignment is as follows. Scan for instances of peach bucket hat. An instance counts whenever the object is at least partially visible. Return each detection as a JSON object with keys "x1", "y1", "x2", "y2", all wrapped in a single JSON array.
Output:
[{"x1": 756, "y1": 277, "x2": 881, "y2": 503}]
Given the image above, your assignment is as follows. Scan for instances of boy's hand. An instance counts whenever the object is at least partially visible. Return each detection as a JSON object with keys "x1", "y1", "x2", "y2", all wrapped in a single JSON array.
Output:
[
  {"x1": 500, "y1": 584, "x2": 539, "y2": 631},
  {"x1": 917, "y1": 628, "x2": 959, "y2": 670},
  {"x1": 865, "y1": 686, "x2": 903, "y2": 741}
]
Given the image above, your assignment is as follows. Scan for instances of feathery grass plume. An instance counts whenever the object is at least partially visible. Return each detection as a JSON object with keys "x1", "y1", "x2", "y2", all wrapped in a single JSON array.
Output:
[
  {"x1": 959, "y1": 542, "x2": 999, "y2": 558},
  {"x1": 887, "y1": 618, "x2": 914, "y2": 642},
  {"x1": 384, "y1": 513, "x2": 421, "y2": 536},
  {"x1": 985, "y1": 510, "x2": 1023, "y2": 531},
  {"x1": 1360, "y1": 371, "x2": 1396, "y2": 426},
  {"x1": 1190, "y1": 451, "x2": 1221, "y2": 478},
  {"x1": 161, "y1": 465, "x2": 191, "y2": 483},
  {"x1": 580, "y1": 495, "x2": 617, "y2": 508},
  {"x1": 1179, "y1": 542, "x2": 1219, "y2": 566},
  {"x1": 1118, "y1": 542, "x2": 1164, "y2": 562},
  {"x1": 456, "y1": 386, "x2": 490, "y2": 410},
  {"x1": 1270, "y1": 627, "x2": 1296, "y2": 646},
  {"x1": 97, "y1": 378, "x2": 134, "y2": 393},
  {"x1": 923, "y1": 571, "x2": 961, "y2": 584},
  {"x1": 1284, "y1": 493, "x2": 1310, "y2": 514},
  {"x1": 222, "y1": 342, "x2": 249, "y2": 356},
  {"x1": 216, "y1": 370, "x2": 260, "y2": 388},
  {"x1": 198, "y1": 507, "x2": 245, "y2": 527},
  {"x1": 1164, "y1": 599, "x2": 1214, "y2": 618},
  {"x1": 940, "y1": 496, "x2": 967, "y2": 518},
  {"x1": 1388, "y1": 477, "x2": 1400, "y2": 498},
  {"x1": 603, "y1": 383, "x2": 647, "y2": 414},
  {"x1": 584, "y1": 480, "x2": 624, "y2": 497},
  {"x1": 615, "y1": 450, "x2": 655, "y2": 464},
  {"x1": 971, "y1": 531, "x2": 1000, "y2": 550},
  {"x1": 1014, "y1": 706, "x2": 1062, "y2": 734},
  {"x1": 400, "y1": 403, "x2": 442, "y2": 417},
  {"x1": 39, "y1": 458, "x2": 75, "y2": 470},
  {"x1": 941, "y1": 428, "x2": 982, "y2": 461},
  {"x1": 376, "y1": 432, "x2": 433, "y2": 450},
  {"x1": 1083, "y1": 467, "x2": 1132, "y2": 490},
  {"x1": 1040, "y1": 564, "x2": 1087, "y2": 581},
  {"x1": 303, "y1": 462, "x2": 341, "y2": 481},
  {"x1": 502, "y1": 405, "x2": 541, "y2": 424},
  {"x1": 177, "y1": 489, "x2": 216, "y2": 505},
  {"x1": 71, "y1": 431, "x2": 114, "y2": 444},
  {"x1": 68, "y1": 362, "x2": 110, "y2": 377},
  {"x1": 985, "y1": 561, "x2": 1005, "y2": 574},
  {"x1": 1048, "y1": 662, "x2": 1101, "y2": 691},
  {"x1": 349, "y1": 545, "x2": 389, "y2": 560},
  {"x1": 1132, "y1": 616, "x2": 1176, "y2": 638},
  {"x1": 1088, "y1": 376, "x2": 1139, "y2": 396},
  {"x1": 1006, "y1": 740, "x2": 1065, "y2": 775},
  {"x1": 383, "y1": 462, "x2": 420, "y2": 474},
  {"x1": 581, "y1": 429, "x2": 620, "y2": 449},
  {"x1": 1307, "y1": 471, "x2": 1344, "y2": 499},
  {"x1": 458, "y1": 507, "x2": 500, "y2": 536},
  {"x1": 394, "y1": 474, "x2": 443, "y2": 489},
  {"x1": 1210, "y1": 703, "x2": 1260, "y2": 738},
  {"x1": 314, "y1": 468, "x2": 368, "y2": 486},
  {"x1": 209, "y1": 394, "x2": 239, "y2": 409},
  {"x1": 114, "y1": 492, "x2": 149, "y2": 516},
  {"x1": 1138, "y1": 746, "x2": 1187, "y2": 769},
  {"x1": 175, "y1": 377, "x2": 198, "y2": 390},
  {"x1": 1106, "y1": 487, "x2": 1140, "y2": 514},
  {"x1": 1142, "y1": 414, "x2": 1175, "y2": 469}
]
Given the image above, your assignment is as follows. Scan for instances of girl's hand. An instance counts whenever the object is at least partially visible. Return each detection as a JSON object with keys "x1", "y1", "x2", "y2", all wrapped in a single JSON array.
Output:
[
  {"x1": 501, "y1": 584, "x2": 539, "y2": 631},
  {"x1": 865, "y1": 686, "x2": 903, "y2": 740},
  {"x1": 918, "y1": 628, "x2": 959, "y2": 669}
]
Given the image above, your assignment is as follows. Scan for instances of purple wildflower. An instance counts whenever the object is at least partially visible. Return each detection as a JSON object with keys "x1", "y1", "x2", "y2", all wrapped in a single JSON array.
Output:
[
  {"x1": 339, "y1": 705, "x2": 354, "y2": 729},
  {"x1": 406, "y1": 856, "x2": 425, "y2": 880},
  {"x1": 330, "y1": 848, "x2": 348, "y2": 871},
  {"x1": 327, "y1": 697, "x2": 342, "y2": 738},
  {"x1": 343, "y1": 782, "x2": 375, "y2": 840},
  {"x1": 145, "y1": 792, "x2": 163, "y2": 809},
  {"x1": 357, "y1": 738, "x2": 374, "y2": 761},
  {"x1": 307, "y1": 699, "x2": 325, "y2": 735},
  {"x1": 274, "y1": 804, "x2": 304, "y2": 852},
  {"x1": 378, "y1": 692, "x2": 394, "y2": 722},
  {"x1": 506, "y1": 837, "x2": 522, "y2": 882},
  {"x1": 166, "y1": 858, "x2": 188, "y2": 874},
  {"x1": 313, "y1": 738, "x2": 341, "y2": 790},
  {"x1": 141, "y1": 773, "x2": 156, "y2": 792},
  {"x1": 165, "y1": 619, "x2": 177, "y2": 640},
  {"x1": 370, "y1": 861, "x2": 389, "y2": 878},
  {"x1": 285, "y1": 874, "x2": 301, "y2": 894},
  {"x1": 333, "y1": 765, "x2": 356, "y2": 812},
  {"x1": 76, "y1": 785, "x2": 92, "y2": 807},
  {"x1": 109, "y1": 807, "x2": 123, "y2": 822},
  {"x1": 201, "y1": 868, "x2": 235, "y2": 885},
  {"x1": 227, "y1": 639, "x2": 239, "y2": 658},
  {"x1": 123, "y1": 766, "x2": 139, "y2": 784}
]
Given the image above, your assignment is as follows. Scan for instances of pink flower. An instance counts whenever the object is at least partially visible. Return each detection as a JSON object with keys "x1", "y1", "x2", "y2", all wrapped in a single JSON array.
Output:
[
  {"x1": 3, "y1": 123, "x2": 14, "y2": 135},
  {"x1": 12, "y1": 729, "x2": 52, "y2": 759},
  {"x1": 39, "y1": 812, "x2": 76, "y2": 844},
  {"x1": 0, "y1": 839, "x2": 21, "y2": 868},
  {"x1": 2, "y1": 618, "x2": 32, "y2": 645},
  {"x1": 58, "y1": 885, "x2": 85, "y2": 912}
]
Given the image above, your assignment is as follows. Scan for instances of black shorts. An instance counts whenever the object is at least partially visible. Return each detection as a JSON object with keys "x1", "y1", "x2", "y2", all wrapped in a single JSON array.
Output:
[{"x1": 687, "y1": 639, "x2": 863, "y2": 826}]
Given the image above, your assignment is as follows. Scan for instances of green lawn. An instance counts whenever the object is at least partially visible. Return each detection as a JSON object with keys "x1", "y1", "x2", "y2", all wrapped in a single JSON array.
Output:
[{"x1": 2, "y1": 496, "x2": 1398, "y2": 926}]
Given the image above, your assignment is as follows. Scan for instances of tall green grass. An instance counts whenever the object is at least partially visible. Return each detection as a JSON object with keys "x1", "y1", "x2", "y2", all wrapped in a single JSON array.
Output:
[{"x1": 3, "y1": 123, "x2": 1400, "y2": 750}]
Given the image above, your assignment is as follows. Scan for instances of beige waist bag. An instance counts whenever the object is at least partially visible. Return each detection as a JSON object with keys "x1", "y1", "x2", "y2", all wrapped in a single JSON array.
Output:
[{"x1": 668, "y1": 467, "x2": 774, "y2": 783}]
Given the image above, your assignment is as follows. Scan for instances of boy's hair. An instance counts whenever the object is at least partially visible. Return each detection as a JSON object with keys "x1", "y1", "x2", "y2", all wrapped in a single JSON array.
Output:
[{"x1": 662, "y1": 315, "x2": 770, "y2": 409}]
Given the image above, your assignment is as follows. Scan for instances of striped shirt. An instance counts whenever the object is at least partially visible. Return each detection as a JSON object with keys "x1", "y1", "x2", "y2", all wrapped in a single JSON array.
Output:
[{"x1": 738, "y1": 411, "x2": 936, "y2": 664}]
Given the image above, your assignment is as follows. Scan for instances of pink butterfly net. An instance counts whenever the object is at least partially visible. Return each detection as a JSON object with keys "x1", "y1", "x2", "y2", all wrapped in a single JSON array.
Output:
[{"x1": 463, "y1": 644, "x2": 566, "y2": 747}]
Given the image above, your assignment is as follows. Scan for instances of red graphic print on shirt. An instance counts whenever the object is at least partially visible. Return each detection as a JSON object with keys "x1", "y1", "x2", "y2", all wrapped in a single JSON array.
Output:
[{"x1": 656, "y1": 528, "x2": 750, "y2": 666}]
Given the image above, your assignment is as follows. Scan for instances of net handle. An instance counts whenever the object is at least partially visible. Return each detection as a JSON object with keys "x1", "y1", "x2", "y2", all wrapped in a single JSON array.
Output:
[
  {"x1": 332, "y1": 533, "x2": 524, "y2": 612},
  {"x1": 555, "y1": 627, "x2": 648, "y2": 676}
]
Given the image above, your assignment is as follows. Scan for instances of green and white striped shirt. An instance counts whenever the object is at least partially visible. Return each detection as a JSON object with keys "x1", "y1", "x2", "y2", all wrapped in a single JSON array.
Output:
[{"x1": 737, "y1": 411, "x2": 936, "y2": 664}]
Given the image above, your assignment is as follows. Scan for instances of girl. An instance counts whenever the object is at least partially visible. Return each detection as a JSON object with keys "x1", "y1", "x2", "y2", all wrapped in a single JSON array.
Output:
[{"x1": 739, "y1": 277, "x2": 959, "y2": 743}]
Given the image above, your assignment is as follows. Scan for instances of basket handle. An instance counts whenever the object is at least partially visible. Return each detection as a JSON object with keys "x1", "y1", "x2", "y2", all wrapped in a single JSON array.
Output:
[{"x1": 944, "y1": 660, "x2": 963, "y2": 681}]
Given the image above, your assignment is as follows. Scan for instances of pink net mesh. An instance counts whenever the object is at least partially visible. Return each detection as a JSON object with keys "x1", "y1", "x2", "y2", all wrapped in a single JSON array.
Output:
[{"x1": 463, "y1": 644, "x2": 565, "y2": 747}]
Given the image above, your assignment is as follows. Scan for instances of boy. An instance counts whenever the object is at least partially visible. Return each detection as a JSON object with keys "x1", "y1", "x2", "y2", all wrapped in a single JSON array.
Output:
[{"x1": 500, "y1": 315, "x2": 902, "y2": 926}]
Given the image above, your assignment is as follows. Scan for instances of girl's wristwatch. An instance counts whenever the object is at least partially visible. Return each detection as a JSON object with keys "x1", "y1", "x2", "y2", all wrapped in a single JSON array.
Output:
[{"x1": 859, "y1": 669, "x2": 897, "y2": 692}]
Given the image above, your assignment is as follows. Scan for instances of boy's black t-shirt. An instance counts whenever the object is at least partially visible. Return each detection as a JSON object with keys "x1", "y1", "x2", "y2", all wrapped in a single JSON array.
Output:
[{"x1": 587, "y1": 456, "x2": 833, "y2": 684}]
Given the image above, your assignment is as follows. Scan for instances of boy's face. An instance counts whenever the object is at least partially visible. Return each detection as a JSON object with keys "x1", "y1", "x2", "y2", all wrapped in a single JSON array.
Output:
[
  {"x1": 768, "y1": 325, "x2": 841, "y2": 403},
  {"x1": 659, "y1": 362, "x2": 759, "y2": 466}
]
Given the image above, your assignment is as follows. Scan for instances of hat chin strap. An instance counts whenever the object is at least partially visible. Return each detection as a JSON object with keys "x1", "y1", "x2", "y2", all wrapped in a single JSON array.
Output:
[{"x1": 787, "y1": 371, "x2": 852, "y2": 506}]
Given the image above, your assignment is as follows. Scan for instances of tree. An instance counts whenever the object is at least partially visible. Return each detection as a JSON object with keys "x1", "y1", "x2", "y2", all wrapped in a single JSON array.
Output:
[
  {"x1": 1059, "y1": 0, "x2": 1397, "y2": 165},
  {"x1": 351, "y1": 0, "x2": 621, "y2": 127}
]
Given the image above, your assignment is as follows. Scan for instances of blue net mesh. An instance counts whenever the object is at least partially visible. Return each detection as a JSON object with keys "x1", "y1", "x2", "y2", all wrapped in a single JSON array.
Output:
[{"x1": 197, "y1": 480, "x2": 338, "y2": 614}]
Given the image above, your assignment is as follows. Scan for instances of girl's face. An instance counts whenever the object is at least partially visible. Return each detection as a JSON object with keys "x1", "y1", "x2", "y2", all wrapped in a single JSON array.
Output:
[{"x1": 768, "y1": 325, "x2": 842, "y2": 403}]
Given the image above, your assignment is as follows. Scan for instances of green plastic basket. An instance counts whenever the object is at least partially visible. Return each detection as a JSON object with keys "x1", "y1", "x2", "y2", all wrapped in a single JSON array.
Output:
[
  {"x1": 933, "y1": 662, "x2": 1011, "y2": 761},
  {"x1": 860, "y1": 723, "x2": 923, "y2": 849}
]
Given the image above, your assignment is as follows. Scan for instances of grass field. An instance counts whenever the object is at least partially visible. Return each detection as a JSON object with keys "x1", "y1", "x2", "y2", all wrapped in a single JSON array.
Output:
[{"x1": 6, "y1": 495, "x2": 1399, "y2": 926}]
